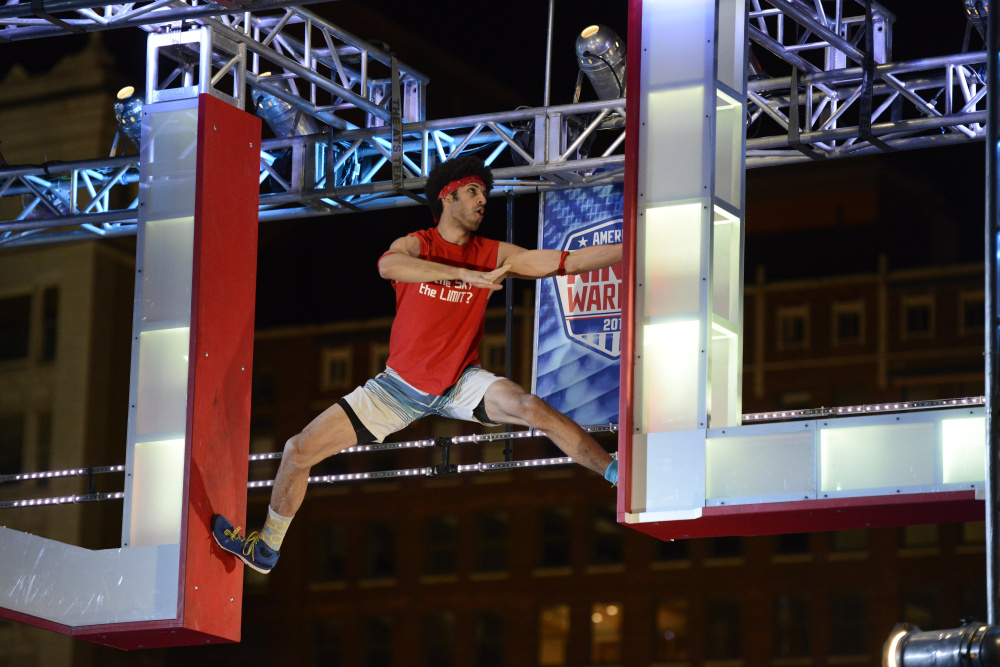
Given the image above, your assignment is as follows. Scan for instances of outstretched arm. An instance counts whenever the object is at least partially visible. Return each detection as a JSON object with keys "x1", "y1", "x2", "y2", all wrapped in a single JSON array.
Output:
[
  {"x1": 378, "y1": 236, "x2": 510, "y2": 290},
  {"x1": 498, "y1": 242, "x2": 622, "y2": 279}
]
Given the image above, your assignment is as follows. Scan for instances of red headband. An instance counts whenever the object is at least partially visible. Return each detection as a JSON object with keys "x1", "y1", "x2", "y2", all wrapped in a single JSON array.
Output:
[{"x1": 437, "y1": 175, "x2": 486, "y2": 201}]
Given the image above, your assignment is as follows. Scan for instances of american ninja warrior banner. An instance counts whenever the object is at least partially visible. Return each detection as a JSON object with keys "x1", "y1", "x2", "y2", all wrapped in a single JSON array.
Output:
[{"x1": 532, "y1": 183, "x2": 623, "y2": 425}]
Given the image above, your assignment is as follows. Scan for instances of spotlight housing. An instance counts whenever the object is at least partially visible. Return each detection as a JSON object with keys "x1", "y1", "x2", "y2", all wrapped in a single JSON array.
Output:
[
  {"x1": 882, "y1": 621, "x2": 1000, "y2": 666},
  {"x1": 113, "y1": 86, "x2": 143, "y2": 149},
  {"x1": 251, "y1": 74, "x2": 321, "y2": 138},
  {"x1": 575, "y1": 24, "x2": 626, "y2": 101}
]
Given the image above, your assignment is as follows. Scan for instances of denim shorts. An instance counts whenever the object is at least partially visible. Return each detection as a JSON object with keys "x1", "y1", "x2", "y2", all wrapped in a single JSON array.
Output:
[{"x1": 339, "y1": 365, "x2": 503, "y2": 443}]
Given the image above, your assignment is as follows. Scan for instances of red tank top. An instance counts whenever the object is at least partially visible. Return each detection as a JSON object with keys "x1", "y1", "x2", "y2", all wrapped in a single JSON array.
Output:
[{"x1": 386, "y1": 227, "x2": 501, "y2": 394}]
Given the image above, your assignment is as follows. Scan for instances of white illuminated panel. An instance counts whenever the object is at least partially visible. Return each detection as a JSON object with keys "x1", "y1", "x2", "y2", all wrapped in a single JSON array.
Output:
[
  {"x1": 715, "y1": 0, "x2": 747, "y2": 94},
  {"x1": 821, "y1": 422, "x2": 936, "y2": 493},
  {"x1": 707, "y1": 429, "x2": 814, "y2": 502},
  {"x1": 144, "y1": 109, "x2": 199, "y2": 218},
  {"x1": 123, "y1": 100, "x2": 199, "y2": 548},
  {"x1": 141, "y1": 217, "x2": 194, "y2": 325},
  {"x1": 135, "y1": 327, "x2": 190, "y2": 436},
  {"x1": 643, "y1": 320, "x2": 701, "y2": 432},
  {"x1": 710, "y1": 326, "x2": 738, "y2": 426},
  {"x1": 714, "y1": 91, "x2": 743, "y2": 209},
  {"x1": 642, "y1": 0, "x2": 712, "y2": 87},
  {"x1": 645, "y1": 87, "x2": 707, "y2": 202},
  {"x1": 712, "y1": 207, "x2": 740, "y2": 322},
  {"x1": 644, "y1": 203, "x2": 704, "y2": 317},
  {"x1": 129, "y1": 439, "x2": 185, "y2": 547},
  {"x1": 942, "y1": 416, "x2": 986, "y2": 484}
]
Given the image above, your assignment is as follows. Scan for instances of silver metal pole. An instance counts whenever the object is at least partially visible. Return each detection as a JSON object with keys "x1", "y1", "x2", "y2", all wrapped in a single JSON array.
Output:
[
  {"x1": 544, "y1": 0, "x2": 555, "y2": 107},
  {"x1": 985, "y1": 0, "x2": 1000, "y2": 626}
]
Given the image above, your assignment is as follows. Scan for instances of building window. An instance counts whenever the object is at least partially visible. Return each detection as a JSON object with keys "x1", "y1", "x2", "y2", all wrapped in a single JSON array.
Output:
[
  {"x1": 41, "y1": 287, "x2": 58, "y2": 362},
  {"x1": 775, "y1": 532, "x2": 811, "y2": 556},
  {"x1": 362, "y1": 615, "x2": 393, "y2": 667},
  {"x1": 370, "y1": 343, "x2": 390, "y2": 376},
  {"x1": 901, "y1": 586, "x2": 941, "y2": 629},
  {"x1": 363, "y1": 521, "x2": 396, "y2": 580},
  {"x1": 538, "y1": 507, "x2": 573, "y2": 569},
  {"x1": 480, "y1": 334, "x2": 506, "y2": 375},
  {"x1": 960, "y1": 291, "x2": 985, "y2": 335},
  {"x1": 36, "y1": 411, "x2": 52, "y2": 487},
  {"x1": 705, "y1": 597, "x2": 742, "y2": 660},
  {"x1": 424, "y1": 515, "x2": 458, "y2": 576},
  {"x1": 590, "y1": 504, "x2": 622, "y2": 566},
  {"x1": 707, "y1": 536, "x2": 743, "y2": 561},
  {"x1": 421, "y1": 611, "x2": 455, "y2": 667},
  {"x1": 902, "y1": 295, "x2": 934, "y2": 339},
  {"x1": 779, "y1": 390, "x2": 812, "y2": 410},
  {"x1": 590, "y1": 602, "x2": 623, "y2": 664},
  {"x1": 538, "y1": 604, "x2": 571, "y2": 666},
  {"x1": 831, "y1": 529, "x2": 869, "y2": 555},
  {"x1": 777, "y1": 305, "x2": 809, "y2": 350},
  {"x1": 313, "y1": 617, "x2": 343, "y2": 667},
  {"x1": 901, "y1": 524, "x2": 939, "y2": 550},
  {"x1": 833, "y1": 300, "x2": 864, "y2": 345},
  {"x1": 474, "y1": 610, "x2": 506, "y2": 667},
  {"x1": 0, "y1": 414, "x2": 25, "y2": 476},
  {"x1": 314, "y1": 521, "x2": 347, "y2": 583},
  {"x1": 961, "y1": 582, "x2": 987, "y2": 622},
  {"x1": 653, "y1": 538, "x2": 690, "y2": 564},
  {"x1": 252, "y1": 363, "x2": 276, "y2": 407},
  {"x1": 961, "y1": 521, "x2": 986, "y2": 546},
  {"x1": 774, "y1": 593, "x2": 810, "y2": 657},
  {"x1": 829, "y1": 591, "x2": 867, "y2": 656},
  {"x1": 320, "y1": 347, "x2": 352, "y2": 390},
  {"x1": 475, "y1": 510, "x2": 508, "y2": 573},
  {"x1": 654, "y1": 599, "x2": 690, "y2": 662},
  {"x1": 0, "y1": 294, "x2": 31, "y2": 362}
]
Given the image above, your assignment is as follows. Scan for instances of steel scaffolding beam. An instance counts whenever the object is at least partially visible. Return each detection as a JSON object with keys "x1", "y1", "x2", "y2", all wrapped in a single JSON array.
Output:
[{"x1": 0, "y1": 0, "x2": 990, "y2": 247}]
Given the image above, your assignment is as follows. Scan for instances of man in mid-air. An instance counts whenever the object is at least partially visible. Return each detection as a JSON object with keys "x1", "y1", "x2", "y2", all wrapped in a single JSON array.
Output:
[{"x1": 212, "y1": 156, "x2": 623, "y2": 573}]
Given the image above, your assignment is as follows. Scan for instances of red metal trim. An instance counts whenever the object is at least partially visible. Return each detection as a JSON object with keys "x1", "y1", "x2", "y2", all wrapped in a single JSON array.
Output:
[
  {"x1": 627, "y1": 491, "x2": 984, "y2": 541},
  {"x1": 618, "y1": 0, "x2": 643, "y2": 519},
  {"x1": 179, "y1": 94, "x2": 261, "y2": 644}
]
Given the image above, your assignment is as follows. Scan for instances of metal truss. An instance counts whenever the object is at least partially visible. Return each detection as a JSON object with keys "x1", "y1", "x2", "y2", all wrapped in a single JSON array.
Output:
[
  {"x1": 0, "y1": 0, "x2": 990, "y2": 246},
  {"x1": 746, "y1": 0, "x2": 987, "y2": 163},
  {"x1": 0, "y1": 98, "x2": 626, "y2": 246},
  {"x1": 0, "y1": 0, "x2": 327, "y2": 41}
]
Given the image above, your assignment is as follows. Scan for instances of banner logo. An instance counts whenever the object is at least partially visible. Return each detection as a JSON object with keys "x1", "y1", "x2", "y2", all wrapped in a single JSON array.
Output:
[{"x1": 554, "y1": 218, "x2": 623, "y2": 360}]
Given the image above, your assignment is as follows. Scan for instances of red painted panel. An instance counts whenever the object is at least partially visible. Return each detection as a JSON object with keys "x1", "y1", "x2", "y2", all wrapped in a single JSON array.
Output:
[
  {"x1": 618, "y1": 0, "x2": 643, "y2": 519},
  {"x1": 179, "y1": 94, "x2": 261, "y2": 643},
  {"x1": 74, "y1": 622, "x2": 231, "y2": 650},
  {"x1": 627, "y1": 492, "x2": 984, "y2": 541}
]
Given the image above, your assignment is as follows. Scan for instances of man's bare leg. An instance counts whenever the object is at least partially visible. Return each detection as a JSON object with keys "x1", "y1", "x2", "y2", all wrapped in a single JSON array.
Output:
[
  {"x1": 212, "y1": 401, "x2": 358, "y2": 572},
  {"x1": 269, "y1": 402, "x2": 359, "y2": 518},
  {"x1": 482, "y1": 379, "x2": 613, "y2": 476}
]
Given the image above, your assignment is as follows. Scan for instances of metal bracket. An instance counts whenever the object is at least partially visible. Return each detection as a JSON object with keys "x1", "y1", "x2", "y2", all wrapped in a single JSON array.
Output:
[{"x1": 428, "y1": 436, "x2": 457, "y2": 476}]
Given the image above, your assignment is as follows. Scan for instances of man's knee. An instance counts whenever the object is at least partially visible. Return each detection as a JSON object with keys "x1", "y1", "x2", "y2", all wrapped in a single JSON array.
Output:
[
  {"x1": 514, "y1": 393, "x2": 555, "y2": 425},
  {"x1": 282, "y1": 430, "x2": 347, "y2": 470}
]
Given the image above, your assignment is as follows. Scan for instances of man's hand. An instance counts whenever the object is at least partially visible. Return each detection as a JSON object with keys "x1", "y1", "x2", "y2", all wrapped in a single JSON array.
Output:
[{"x1": 460, "y1": 265, "x2": 510, "y2": 291}]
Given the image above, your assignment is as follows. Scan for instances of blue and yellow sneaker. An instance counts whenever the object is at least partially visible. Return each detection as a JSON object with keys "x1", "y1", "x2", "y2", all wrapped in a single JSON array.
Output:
[{"x1": 211, "y1": 514, "x2": 279, "y2": 574}]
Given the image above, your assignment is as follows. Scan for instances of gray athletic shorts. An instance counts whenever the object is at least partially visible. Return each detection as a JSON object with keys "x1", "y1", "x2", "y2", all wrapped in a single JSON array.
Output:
[{"x1": 339, "y1": 365, "x2": 503, "y2": 444}]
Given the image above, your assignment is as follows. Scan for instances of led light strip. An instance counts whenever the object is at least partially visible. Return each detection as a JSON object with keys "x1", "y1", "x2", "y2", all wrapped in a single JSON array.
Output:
[
  {"x1": 741, "y1": 396, "x2": 985, "y2": 422},
  {"x1": 0, "y1": 492, "x2": 125, "y2": 510},
  {"x1": 249, "y1": 425, "x2": 619, "y2": 460},
  {"x1": 0, "y1": 465, "x2": 126, "y2": 485}
]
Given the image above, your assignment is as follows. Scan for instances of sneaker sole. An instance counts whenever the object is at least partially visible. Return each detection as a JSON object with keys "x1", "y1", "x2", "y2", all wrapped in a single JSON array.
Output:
[{"x1": 211, "y1": 526, "x2": 273, "y2": 574}]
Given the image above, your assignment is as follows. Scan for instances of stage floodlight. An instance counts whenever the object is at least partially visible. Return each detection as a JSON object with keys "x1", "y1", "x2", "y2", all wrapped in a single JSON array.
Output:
[
  {"x1": 963, "y1": 0, "x2": 988, "y2": 41},
  {"x1": 882, "y1": 621, "x2": 1000, "y2": 666},
  {"x1": 575, "y1": 24, "x2": 626, "y2": 101},
  {"x1": 251, "y1": 74, "x2": 321, "y2": 138},
  {"x1": 113, "y1": 86, "x2": 143, "y2": 149}
]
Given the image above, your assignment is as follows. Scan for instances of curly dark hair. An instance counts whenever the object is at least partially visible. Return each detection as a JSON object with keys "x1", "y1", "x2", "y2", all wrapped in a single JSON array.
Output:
[{"x1": 425, "y1": 156, "x2": 494, "y2": 220}]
